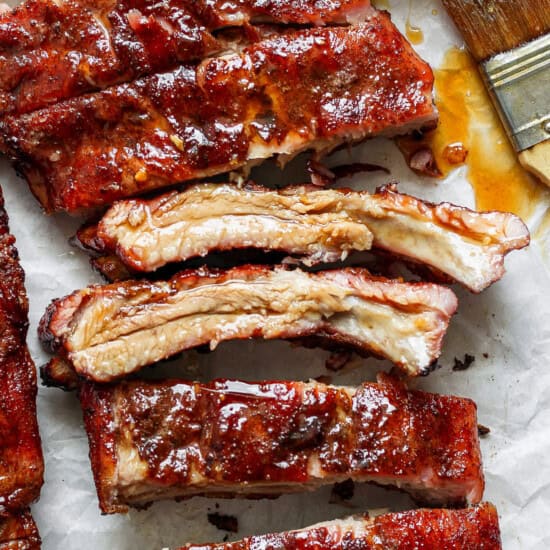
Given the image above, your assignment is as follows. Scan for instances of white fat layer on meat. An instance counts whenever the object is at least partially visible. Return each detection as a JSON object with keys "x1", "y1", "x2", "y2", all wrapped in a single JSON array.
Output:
[
  {"x1": 113, "y1": 445, "x2": 476, "y2": 509},
  {"x1": 63, "y1": 269, "x2": 455, "y2": 380},
  {"x1": 99, "y1": 184, "x2": 528, "y2": 291}
]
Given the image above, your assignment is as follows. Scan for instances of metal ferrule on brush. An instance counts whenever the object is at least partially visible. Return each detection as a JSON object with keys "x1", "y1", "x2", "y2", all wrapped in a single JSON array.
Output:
[{"x1": 481, "y1": 33, "x2": 550, "y2": 152}]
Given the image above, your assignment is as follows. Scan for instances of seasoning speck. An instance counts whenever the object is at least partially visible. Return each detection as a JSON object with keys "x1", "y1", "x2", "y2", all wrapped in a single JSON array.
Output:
[{"x1": 170, "y1": 134, "x2": 185, "y2": 151}]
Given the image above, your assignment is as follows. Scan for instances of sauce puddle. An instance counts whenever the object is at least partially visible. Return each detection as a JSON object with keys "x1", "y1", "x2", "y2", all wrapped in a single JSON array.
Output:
[
  {"x1": 400, "y1": 48, "x2": 545, "y2": 220},
  {"x1": 405, "y1": 0, "x2": 424, "y2": 45}
]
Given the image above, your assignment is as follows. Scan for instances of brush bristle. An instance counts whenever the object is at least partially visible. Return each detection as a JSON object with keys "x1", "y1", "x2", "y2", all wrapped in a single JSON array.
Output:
[{"x1": 442, "y1": 0, "x2": 550, "y2": 60}]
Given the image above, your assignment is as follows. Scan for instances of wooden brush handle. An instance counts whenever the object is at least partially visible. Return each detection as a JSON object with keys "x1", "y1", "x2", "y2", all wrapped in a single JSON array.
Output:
[{"x1": 519, "y1": 140, "x2": 550, "y2": 187}]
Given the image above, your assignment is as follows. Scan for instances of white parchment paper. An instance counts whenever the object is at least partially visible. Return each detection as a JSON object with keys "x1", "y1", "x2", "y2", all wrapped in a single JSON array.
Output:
[{"x1": 2, "y1": 1, "x2": 550, "y2": 548}]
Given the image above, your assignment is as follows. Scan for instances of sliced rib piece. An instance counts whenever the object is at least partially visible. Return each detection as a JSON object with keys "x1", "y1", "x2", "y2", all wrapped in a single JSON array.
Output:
[
  {"x1": 79, "y1": 375, "x2": 483, "y2": 513},
  {"x1": 0, "y1": 0, "x2": 372, "y2": 117},
  {"x1": 180, "y1": 504, "x2": 501, "y2": 549},
  {"x1": 0, "y1": 510, "x2": 40, "y2": 550},
  {"x1": 40, "y1": 266, "x2": 457, "y2": 383},
  {"x1": 82, "y1": 183, "x2": 530, "y2": 292},
  {"x1": 0, "y1": 188, "x2": 44, "y2": 514},
  {"x1": 1, "y1": 14, "x2": 436, "y2": 213}
]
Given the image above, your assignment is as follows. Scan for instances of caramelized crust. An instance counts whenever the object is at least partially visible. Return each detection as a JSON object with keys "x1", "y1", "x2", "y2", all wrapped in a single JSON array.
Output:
[
  {"x1": 1, "y1": 14, "x2": 436, "y2": 212},
  {"x1": 0, "y1": 511, "x2": 40, "y2": 550},
  {"x1": 0, "y1": 0, "x2": 372, "y2": 117},
  {"x1": 181, "y1": 504, "x2": 502, "y2": 549},
  {"x1": 79, "y1": 375, "x2": 484, "y2": 513},
  {"x1": 40, "y1": 265, "x2": 457, "y2": 382},
  {"x1": 0, "y1": 188, "x2": 44, "y2": 514},
  {"x1": 83, "y1": 182, "x2": 530, "y2": 292}
]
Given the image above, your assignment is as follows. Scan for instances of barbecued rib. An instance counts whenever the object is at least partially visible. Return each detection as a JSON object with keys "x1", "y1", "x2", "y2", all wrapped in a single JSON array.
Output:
[
  {"x1": 0, "y1": 188, "x2": 44, "y2": 515},
  {"x1": 0, "y1": 510, "x2": 40, "y2": 550},
  {"x1": 80, "y1": 374, "x2": 483, "y2": 513},
  {"x1": 40, "y1": 265, "x2": 457, "y2": 383},
  {"x1": 1, "y1": 14, "x2": 436, "y2": 213},
  {"x1": 0, "y1": 0, "x2": 372, "y2": 117},
  {"x1": 81, "y1": 183, "x2": 530, "y2": 292},
  {"x1": 180, "y1": 504, "x2": 502, "y2": 550}
]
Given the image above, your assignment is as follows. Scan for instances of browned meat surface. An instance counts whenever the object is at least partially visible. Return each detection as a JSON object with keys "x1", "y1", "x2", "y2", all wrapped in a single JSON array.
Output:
[
  {"x1": 180, "y1": 504, "x2": 501, "y2": 549},
  {"x1": 80, "y1": 182, "x2": 530, "y2": 292},
  {"x1": 0, "y1": 187, "x2": 44, "y2": 515},
  {"x1": 0, "y1": 511, "x2": 40, "y2": 550},
  {"x1": 1, "y1": 13, "x2": 436, "y2": 213},
  {"x1": 39, "y1": 265, "x2": 457, "y2": 383},
  {"x1": 79, "y1": 375, "x2": 484, "y2": 513},
  {"x1": 0, "y1": 0, "x2": 372, "y2": 117}
]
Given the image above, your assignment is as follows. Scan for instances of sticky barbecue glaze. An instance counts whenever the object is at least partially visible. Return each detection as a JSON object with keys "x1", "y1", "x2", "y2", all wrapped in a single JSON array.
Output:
[
  {"x1": 181, "y1": 504, "x2": 502, "y2": 549},
  {"x1": 0, "y1": 188, "x2": 43, "y2": 515},
  {"x1": 0, "y1": 0, "x2": 372, "y2": 117},
  {"x1": 80, "y1": 375, "x2": 483, "y2": 513},
  {"x1": 1, "y1": 13, "x2": 436, "y2": 212},
  {"x1": 0, "y1": 510, "x2": 40, "y2": 550}
]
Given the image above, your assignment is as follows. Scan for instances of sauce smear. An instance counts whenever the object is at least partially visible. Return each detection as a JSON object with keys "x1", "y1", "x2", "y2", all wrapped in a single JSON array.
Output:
[
  {"x1": 403, "y1": 48, "x2": 544, "y2": 219},
  {"x1": 435, "y1": 48, "x2": 542, "y2": 218}
]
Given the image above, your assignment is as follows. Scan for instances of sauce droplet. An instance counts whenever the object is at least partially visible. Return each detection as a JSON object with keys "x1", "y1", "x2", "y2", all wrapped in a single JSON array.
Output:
[
  {"x1": 405, "y1": 0, "x2": 424, "y2": 45},
  {"x1": 405, "y1": 19, "x2": 424, "y2": 45}
]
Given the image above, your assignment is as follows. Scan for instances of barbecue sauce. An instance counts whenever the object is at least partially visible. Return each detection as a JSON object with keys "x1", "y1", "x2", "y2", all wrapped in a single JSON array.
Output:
[
  {"x1": 421, "y1": 48, "x2": 544, "y2": 219},
  {"x1": 405, "y1": 19, "x2": 424, "y2": 45}
]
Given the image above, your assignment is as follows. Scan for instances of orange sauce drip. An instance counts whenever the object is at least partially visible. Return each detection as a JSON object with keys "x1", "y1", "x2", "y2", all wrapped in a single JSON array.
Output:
[
  {"x1": 428, "y1": 48, "x2": 544, "y2": 219},
  {"x1": 405, "y1": 19, "x2": 424, "y2": 45}
]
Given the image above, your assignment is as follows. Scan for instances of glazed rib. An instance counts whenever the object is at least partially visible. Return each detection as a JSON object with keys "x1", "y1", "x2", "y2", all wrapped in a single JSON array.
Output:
[
  {"x1": 0, "y1": 188, "x2": 44, "y2": 515},
  {"x1": 0, "y1": 0, "x2": 372, "y2": 117},
  {"x1": 82, "y1": 183, "x2": 530, "y2": 292},
  {"x1": 181, "y1": 504, "x2": 501, "y2": 549},
  {"x1": 1, "y1": 14, "x2": 436, "y2": 213},
  {"x1": 0, "y1": 511, "x2": 40, "y2": 550},
  {"x1": 79, "y1": 375, "x2": 484, "y2": 513},
  {"x1": 40, "y1": 266, "x2": 457, "y2": 383}
]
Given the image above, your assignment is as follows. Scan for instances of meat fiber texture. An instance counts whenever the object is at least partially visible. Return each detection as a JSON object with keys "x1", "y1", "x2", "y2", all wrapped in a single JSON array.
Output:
[
  {"x1": 1, "y1": 0, "x2": 550, "y2": 548},
  {"x1": 39, "y1": 266, "x2": 458, "y2": 382},
  {"x1": 78, "y1": 183, "x2": 530, "y2": 292}
]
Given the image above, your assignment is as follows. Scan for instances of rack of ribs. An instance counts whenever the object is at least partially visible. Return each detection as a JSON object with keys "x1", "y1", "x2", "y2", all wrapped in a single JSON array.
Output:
[
  {"x1": 0, "y1": 0, "x2": 373, "y2": 117},
  {"x1": 39, "y1": 265, "x2": 457, "y2": 384},
  {"x1": 0, "y1": 188, "x2": 44, "y2": 517},
  {"x1": 78, "y1": 183, "x2": 530, "y2": 293},
  {"x1": 180, "y1": 503, "x2": 502, "y2": 549},
  {"x1": 1, "y1": 12, "x2": 437, "y2": 213},
  {"x1": 79, "y1": 375, "x2": 484, "y2": 513},
  {"x1": 0, "y1": 510, "x2": 40, "y2": 550}
]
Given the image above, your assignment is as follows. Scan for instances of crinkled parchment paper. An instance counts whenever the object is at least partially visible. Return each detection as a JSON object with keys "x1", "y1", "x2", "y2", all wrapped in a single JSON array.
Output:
[{"x1": 2, "y1": 0, "x2": 550, "y2": 548}]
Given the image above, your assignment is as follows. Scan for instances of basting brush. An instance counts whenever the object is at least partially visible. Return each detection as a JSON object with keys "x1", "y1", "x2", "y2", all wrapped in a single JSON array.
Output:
[{"x1": 442, "y1": 0, "x2": 550, "y2": 186}]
